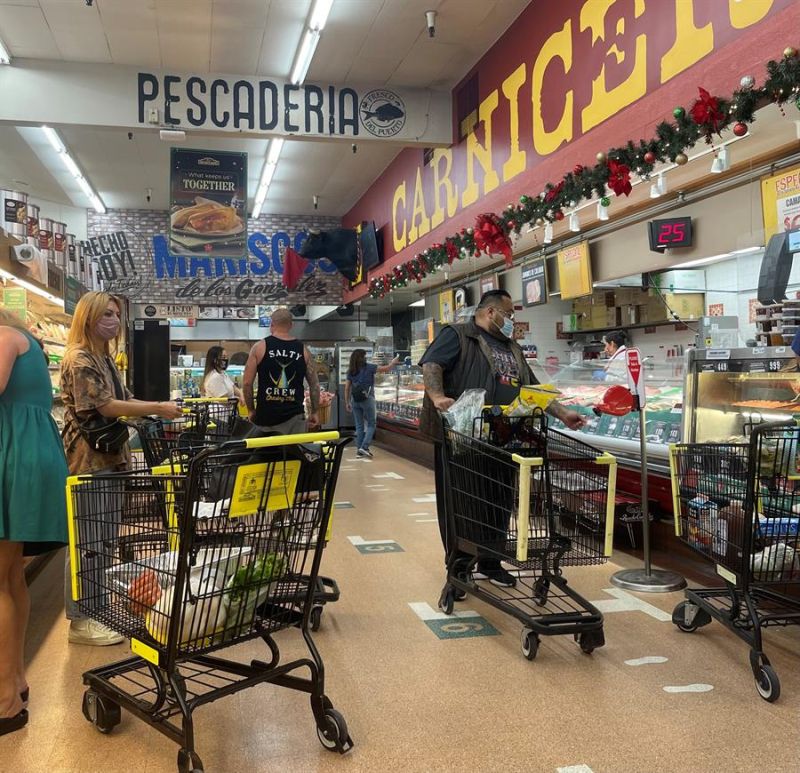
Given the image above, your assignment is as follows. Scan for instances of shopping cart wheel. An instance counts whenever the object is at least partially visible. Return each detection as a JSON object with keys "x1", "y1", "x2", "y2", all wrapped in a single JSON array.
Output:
[
  {"x1": 533, "y1": 577, "x2": 550, "y2": 606},
  {"x1": 754, "y1": 664, "x2": 781, "y2": 703},
  {"x1": 316, "y1": 707, "x2": 352, "y2": 753},
  {"x1": 310, "y1": 605, "x2": 324, "y2": 632},
  {"x1": 438, "y1": 586, "x2": 455, "y2": 616},
  {"x1": 81, "y1": 690, "x2": 121, "y2": 734},
  {"x1": 521, "y1": 628, "x2": 539, "y2": 660},
  {"x1": 177, "y1": 748, "x2": 204, "y2": 773},
  {"x1": 575, "y1": 629, "x2": 604, "y2": 654},
  {"x1": 671, "y1": 601, "x2": 711, "y2": 633}
]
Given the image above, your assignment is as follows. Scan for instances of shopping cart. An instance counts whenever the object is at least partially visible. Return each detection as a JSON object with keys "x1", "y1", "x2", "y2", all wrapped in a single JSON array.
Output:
[
  {"x1": 669, "y1": 420, "x2": 800, "y2": 702},
  {"x1": 183, "y1": 397, "x2": 241, "y2": 444},
  {"x1": 133, "y1": 404, "x2": 211, "y2": 469},
  {"x1": 67, "y1": 432, "x2": 353, "y2": 772},
  {"x1": 438, "y1": 412, "x2": 617, "y2": 660}
]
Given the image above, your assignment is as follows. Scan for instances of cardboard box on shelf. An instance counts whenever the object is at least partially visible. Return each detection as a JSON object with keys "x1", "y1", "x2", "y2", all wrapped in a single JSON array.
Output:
[{"x1": 657, "y1": 291, "x2": 704, "y2": 320}]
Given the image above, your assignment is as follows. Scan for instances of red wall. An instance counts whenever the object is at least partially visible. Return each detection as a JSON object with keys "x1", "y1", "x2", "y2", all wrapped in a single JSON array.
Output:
[{"x1": 344, "y1": 0, "x2": 798, "y2": 302}]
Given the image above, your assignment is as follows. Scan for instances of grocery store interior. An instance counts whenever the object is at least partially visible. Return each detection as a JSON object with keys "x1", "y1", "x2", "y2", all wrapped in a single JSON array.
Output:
[{"x1": 2, "y1": 1, "x2": 800, "y2": 771}]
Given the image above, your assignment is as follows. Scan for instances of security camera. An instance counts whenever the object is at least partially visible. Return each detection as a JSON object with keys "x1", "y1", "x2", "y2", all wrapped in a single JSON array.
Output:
[
  {"x1": 146, "y1": 187, "x2": 152, "y2": 203},
  {"x1": 313, "y1": 194, "x2": 319, "y2": 210},
  {"x1": 127, "y1": 132, "x2": 133, "y2": 140},
  {"x1": 85, "y1": 0, "x2": 93, "y2": 6},
  {"x1": 352, "y1": 144, "x2": 357, "y2": 154},
  {"x1": 425, "y1": 10, "x2": 436, "y2": 38}
]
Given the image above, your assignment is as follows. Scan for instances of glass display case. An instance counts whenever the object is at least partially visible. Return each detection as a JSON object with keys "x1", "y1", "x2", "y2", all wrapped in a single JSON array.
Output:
[
  {"x1": 375, "y1": 366, "x2": 424, "y2": 428},
  {"x1": 169, "y1": 365, "x2": 245, "y2": 398},
  {"x1": 683, "y1": 346, "x2": 799, "y2": 443},
  {"x1": 548, "y1": 357, "x2": 684, "y2": 471}
]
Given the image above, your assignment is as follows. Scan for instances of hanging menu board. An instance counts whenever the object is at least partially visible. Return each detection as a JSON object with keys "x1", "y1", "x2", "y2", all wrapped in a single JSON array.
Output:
[{"x1": 557, "y1": 241, "x2": 592, "y2": 300}]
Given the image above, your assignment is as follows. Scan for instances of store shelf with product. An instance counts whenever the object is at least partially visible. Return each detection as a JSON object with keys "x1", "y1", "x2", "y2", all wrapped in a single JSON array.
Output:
[{"x1": 169, "y1": 365, "x2": 245, "y2": 398}]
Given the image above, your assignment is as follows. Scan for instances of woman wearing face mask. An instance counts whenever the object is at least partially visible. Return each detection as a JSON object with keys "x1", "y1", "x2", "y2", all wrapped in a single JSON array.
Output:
[
  {"x1": 60, "y1": 291, "x2": 182, "y2": 646},
  {"x1": 202, "y1": 345, "x2": 243, "y2": 403},
  {"x1": 602, "y1": 330, "x2": 628, "y2": 381}
]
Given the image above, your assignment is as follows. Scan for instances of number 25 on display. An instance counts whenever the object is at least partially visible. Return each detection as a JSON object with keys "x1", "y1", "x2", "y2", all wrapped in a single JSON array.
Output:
[{"x1": 648, "y1": 217, "x2": 693, "y2": 252}]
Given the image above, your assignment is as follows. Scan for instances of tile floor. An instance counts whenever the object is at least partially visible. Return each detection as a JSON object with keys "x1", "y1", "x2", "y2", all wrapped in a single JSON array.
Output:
[{"x1": 4, "y1": 447, "x2": 800, "y2": 772}]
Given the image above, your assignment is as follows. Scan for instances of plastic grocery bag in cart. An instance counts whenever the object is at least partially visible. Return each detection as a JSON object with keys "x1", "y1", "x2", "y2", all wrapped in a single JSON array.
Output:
[
  {"x1": 443, "y1": 389, "x2": 485, "y2": 435},
  {"x1": 751, "y1": 542, "x2": 800, "y2": 581}
]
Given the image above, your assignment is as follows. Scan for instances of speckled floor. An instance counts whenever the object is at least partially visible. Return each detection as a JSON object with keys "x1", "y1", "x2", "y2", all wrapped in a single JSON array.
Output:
[{"x1": 4, "y1": 447, "x2": 800, "y2": 773}]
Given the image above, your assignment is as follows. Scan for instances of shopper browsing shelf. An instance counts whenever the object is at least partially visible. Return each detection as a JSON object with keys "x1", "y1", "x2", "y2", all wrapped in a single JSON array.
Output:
[
  {"x1": 243, "y1": 307, "x2": 321, "y2": 434},
  {"x1": 0, "y1": 310, "x2": 69, "y2": 737},
  {"x1": 60, "y1": 291, "x2": 182, "y2": 646},
  {"x1": 202, "y1": 345, "x2": 244, "y2": 403},
  {"x1": 419, "y1": 290, "x2": 585, "y2": 588},
  {"x1": 344, "y1": 349, "x2": 399, "y2": 457}
]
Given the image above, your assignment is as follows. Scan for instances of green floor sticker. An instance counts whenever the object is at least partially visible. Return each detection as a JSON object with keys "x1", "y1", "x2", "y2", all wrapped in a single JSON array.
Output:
[{"x1": 424, "y1": 616, "x2": 499, "y2": 639}]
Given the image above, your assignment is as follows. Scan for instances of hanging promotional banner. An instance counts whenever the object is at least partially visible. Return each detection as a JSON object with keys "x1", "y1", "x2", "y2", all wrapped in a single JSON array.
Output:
[
  {"x1": 2, "y1": 287, "x2": 27, "y2": 321},
  {"x1": 64, "y1": 276, "x2": 82, "y2": 316},
  {"x1": 557, "y1": 242, "x2": 592, "y2": 301},
  {"x1": 169, "y1": 148, "x2": 248, "y2": 259},
  {"x1": 761, "y1": 164, "x2": 800, "y2": 241},
  {"x1": 521, "y1": 259, "x2": 548, "y2": 307},
  {"x1": 625, "y1": 347, "x2": 646, "y2": 407}
]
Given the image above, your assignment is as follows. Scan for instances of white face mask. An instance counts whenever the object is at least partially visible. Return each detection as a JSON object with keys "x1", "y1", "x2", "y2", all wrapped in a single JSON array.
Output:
[{"x1": 493, "y1": 313, "x2": 514, "y2": 339}]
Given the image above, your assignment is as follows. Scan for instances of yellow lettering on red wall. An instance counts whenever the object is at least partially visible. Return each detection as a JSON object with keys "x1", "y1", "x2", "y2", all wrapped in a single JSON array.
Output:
[
  {"x1": 532, "y1": 19, "x2": 574, "y2": 156},
  {"x1": 661, "y1": 0, "x2": 713, "y2": 83},
  {"x1": 431, "y1": 148, "x2": 459, "y2": 229},
  {"x1": 408, "y1": 167, "x2": 431, "y2": 244},
  {"x1": 461, "y1": 90, "x2": 500, "y2": 208},
  {"x1": 581, "y1": 0, "x2": 647, "y2": 134},
  {"x1": 729, "y1": 0, "x2": 774, "y2": 28},
  {"x1": 392, "y1": 181, "x2": 407, "y2": 252},
  {"x1": 501, "y1": 64, "x2": 527, "y2": 181}
]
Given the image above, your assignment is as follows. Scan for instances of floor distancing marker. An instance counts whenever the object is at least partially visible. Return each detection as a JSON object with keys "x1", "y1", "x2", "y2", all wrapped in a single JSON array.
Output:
[
  {"x1": 373, "y1": 472, "x2": 404, "y2": 479},
  {"x1": 407, "y1": 512, "x2": 430, "y2": 517},
  {"x1": 557, "y1": 766, "x2": 595, "y2": 773},
  {"x1": 663, "y1": 684, "x2": 714, "y2": 693},
  {"x1": 412, "y1": 494, "x2": 437, "y2": 503},
  {"x1": 365, "y1": 484, "x2": 388, "y2": 489},
  {"x1": 589, "y1": 588, "x2": 672, "y2": 621},
  {"x1": 408, "y1": 601, "x2": 482, "y2": 621},
  {"x1": 348, "y1": 535, "x2": 397, "y2": 546},
  {"x1": 625, "y1": 656, "x2": 669, "y2": 666},
  {"x1": 416, "y1": 519, "x2": 438, "y2": 523}
]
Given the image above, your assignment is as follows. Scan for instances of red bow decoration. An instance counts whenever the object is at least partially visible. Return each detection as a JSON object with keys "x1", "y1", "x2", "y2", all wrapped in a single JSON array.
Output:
[
  {"x1": 544, "y1": 180, "x2": 564, "y2": 203},
  {"x1": 690, "y1": 87, "x2": 725, "y2": 140},
  {"x1": 445, "y1": 239, "x2": 458, "y2": 264},
  {"x1": 606, "y1": 159, "x2": 632, "y2": 197},
  {"x1": 474, "y1": 213, "x2": 513, "y2": 266}
]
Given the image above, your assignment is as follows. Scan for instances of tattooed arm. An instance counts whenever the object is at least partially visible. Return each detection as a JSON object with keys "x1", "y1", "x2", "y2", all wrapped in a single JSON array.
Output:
[
  {"x1": 304, "y1": 347, "x2": 320, "y2": 425},
  {"x1": 422, "y1": 362, "x2": 455, "y2": 412}
]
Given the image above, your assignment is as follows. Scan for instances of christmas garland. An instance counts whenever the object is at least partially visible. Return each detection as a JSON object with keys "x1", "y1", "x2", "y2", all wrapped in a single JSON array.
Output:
[{"x1": 369, "y1": 46, "x2": 800, "y2": 299}]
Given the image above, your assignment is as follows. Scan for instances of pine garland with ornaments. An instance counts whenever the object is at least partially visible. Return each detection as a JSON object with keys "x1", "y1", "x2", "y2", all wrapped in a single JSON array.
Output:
[{"x1": 369, "y1": 46, "x2": 800, "y2": 299}]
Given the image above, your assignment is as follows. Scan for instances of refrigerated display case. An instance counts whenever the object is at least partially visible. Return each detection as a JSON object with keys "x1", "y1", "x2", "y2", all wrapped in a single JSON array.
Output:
[
  {"x1": 548, "y1": 358, "x2": 685, "y2": 475},
  {"x1": 375, "y1": 366, "x2": 424, "y2": 428},
  {"x1": 682, "y1": 346, "x2": 799, "y2": 443}
]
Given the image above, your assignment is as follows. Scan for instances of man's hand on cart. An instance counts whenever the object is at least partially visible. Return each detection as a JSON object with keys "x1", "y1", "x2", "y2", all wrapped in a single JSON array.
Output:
[
  {"x1": 307, "y1": 412, "x2": 320, "y2": 428},
  {"x1": 433, "y1": 395, "x2": 455, "y2": 412}
]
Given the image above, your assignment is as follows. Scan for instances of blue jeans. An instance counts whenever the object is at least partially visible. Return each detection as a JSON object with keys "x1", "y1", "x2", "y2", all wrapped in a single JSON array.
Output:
[{"x1": 351, "y1": 395, "x2": 376, "y2": 451}]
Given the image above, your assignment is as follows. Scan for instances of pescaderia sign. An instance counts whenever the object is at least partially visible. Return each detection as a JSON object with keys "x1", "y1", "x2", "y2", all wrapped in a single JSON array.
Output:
[
  {"x1": 93, "y1": 231, "x2": 343, "y2": 306},
  {"x1": 0, "y1": 61, "x2": 451, "y2": 145}
]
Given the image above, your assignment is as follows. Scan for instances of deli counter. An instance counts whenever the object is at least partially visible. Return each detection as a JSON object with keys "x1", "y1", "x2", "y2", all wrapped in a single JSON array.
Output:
[{"x1": 375, "y1": 366, "x2": 424, "y2": 429}]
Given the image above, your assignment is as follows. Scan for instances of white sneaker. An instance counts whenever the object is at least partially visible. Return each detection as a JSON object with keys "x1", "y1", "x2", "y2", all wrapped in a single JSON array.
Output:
[
  {"x1": 68, "y1": 618, "x2": 125, "y2": 646},
  {"x1": 356, "y1": 448, "x2": 368, "y2": 457}
]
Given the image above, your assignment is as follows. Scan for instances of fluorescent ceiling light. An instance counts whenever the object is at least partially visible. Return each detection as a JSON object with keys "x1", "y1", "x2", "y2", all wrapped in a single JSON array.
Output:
[
  {"x1": 0, "y1": 35, "x2": 11, "y2": 65},
  {"x1": 290, "y1": 28, "x2": 320, "y2": 85},
  {"x1": 672, "y1": 245, "x2": 761, "y2": 269},
  {"x1": 0, "y1": 267, "x2": 64, "y2": 306},
  {"x1": 267, "y1": 138, "x2": 284, "y2": 166},
  {"x1": 62, "y1": 153, "x2": 82, "y2": 179},
  {"x1": 409, "y1": 298, "x2": 425, "y2": 307},
  {"x1": 42, "y1": 125, "x2": 64, "y2": 153},
  {"x1": 40, "y1": 126, "x2": 106, "y2": 214},
  {"x1": 309, "y1": 0, "x2": 335, "y2": 31}
]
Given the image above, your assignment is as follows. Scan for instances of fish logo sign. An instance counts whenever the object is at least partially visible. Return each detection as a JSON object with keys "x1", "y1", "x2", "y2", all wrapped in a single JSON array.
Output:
[{"x1": 359, "y1": 89, "x2": 406, "y2": 137}]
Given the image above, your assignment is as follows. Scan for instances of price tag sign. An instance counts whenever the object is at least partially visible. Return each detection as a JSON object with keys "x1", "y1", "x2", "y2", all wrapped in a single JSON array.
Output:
[
  {"x1": 625, "y1": 347, "x2": 646, "y2": 407},
  {"x1": 706, "y1": 349, "x2": 731, "y2": 360}
]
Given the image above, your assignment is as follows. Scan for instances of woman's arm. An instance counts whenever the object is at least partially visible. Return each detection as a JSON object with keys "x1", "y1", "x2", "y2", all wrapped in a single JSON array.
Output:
[
  {"x1": 0, "y1": 327, "x2": 24, "y2": 395},
  {"x1": 376, "y1": 356, "x2": 400, "y2": 373},
  {"x1": 97, "y1": 399, "x2": 183, "y2": 420},
  {"x1": 344, "y1": 379, "x2": 352, "y2": 412}
]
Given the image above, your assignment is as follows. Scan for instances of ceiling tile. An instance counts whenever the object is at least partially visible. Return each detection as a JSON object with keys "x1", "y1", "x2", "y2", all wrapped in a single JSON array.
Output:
[{"x1": 0, "y1": 4, "x2": 57, "y2": 56}]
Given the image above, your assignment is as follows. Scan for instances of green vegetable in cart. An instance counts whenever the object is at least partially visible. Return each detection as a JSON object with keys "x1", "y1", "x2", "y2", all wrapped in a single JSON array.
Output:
[{"x1": 228, "y1": 553, "x2": 286, "y2": 602}]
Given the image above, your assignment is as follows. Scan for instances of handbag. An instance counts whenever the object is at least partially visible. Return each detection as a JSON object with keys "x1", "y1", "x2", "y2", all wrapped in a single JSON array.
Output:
[{"x1": 75, "y1": 357, "x2": 130, "y2": 454}]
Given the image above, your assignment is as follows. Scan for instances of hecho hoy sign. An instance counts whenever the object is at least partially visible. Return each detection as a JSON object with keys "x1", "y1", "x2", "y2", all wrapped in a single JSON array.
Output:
[{"x1": 625, "y1": 348, "x2": 646, "y2": 408}]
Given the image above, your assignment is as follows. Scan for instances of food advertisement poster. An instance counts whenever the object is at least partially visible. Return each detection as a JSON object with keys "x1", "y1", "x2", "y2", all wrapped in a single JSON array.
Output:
[
  {"x1": 761, "y1": 164, "x2": 800, "y2": 241},
  {"x1": 169, "y1": 148, "x2": 247, "y2": 258},
  {"x1": 557, "y1": 241, "x2": 592, "y2": 301},
  {"x1": 521, "y1": 259, "x2": 547, "y2": 307},
  {"x1": 479, "y1": 273, "x2": 499, "y2": 296},
  {"x1": 2, "y1": 287, "x2": 26, "y2": 321},
  {"x1": 438, "y1": 289, "x2": 454, "y2": 323}
]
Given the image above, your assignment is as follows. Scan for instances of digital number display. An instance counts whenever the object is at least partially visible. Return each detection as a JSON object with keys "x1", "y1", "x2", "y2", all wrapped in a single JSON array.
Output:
[{"x1": 648, "y1": 217, "x2": 693, "y2": 252}]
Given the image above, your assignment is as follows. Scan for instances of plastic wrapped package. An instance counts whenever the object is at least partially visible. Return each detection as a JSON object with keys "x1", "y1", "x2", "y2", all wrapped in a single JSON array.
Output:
[{"x1": 443, "y1": 389, "x2": 486, "y2": 435}]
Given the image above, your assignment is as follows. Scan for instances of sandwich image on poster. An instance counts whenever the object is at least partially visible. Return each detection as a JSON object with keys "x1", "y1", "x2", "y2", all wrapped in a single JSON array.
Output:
[{"x1": 170, "y1": 148, "x2": 247, "y2": 257}]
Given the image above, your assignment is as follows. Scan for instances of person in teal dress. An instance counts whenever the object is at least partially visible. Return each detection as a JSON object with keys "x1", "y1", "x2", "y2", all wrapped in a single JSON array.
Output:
[{"x1": 0, "y1": 308, "x2": 68, "y2": 737}]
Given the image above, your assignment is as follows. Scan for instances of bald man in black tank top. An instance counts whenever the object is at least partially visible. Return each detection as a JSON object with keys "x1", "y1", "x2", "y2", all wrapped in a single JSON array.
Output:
[{"x1": 243, "y1": 308, "x2": 320, "y2": 434}]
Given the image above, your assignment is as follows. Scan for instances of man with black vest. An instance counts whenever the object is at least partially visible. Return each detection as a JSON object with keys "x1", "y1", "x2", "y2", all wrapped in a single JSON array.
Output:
[
  {"x1": 243, "y1": 307, "x2": 320, "y2": 434},
  {"x1": 419, "y1": 289, "x2": 585, "y2": 588}
]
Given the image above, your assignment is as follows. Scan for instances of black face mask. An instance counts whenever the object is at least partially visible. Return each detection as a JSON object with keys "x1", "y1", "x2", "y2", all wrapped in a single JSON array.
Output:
[{"x1": 219, "y1": 358, "x2": 229, "y2": 370}]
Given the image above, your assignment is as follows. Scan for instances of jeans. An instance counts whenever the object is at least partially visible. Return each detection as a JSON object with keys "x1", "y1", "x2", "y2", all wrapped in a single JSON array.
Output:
[{"x1": 351, "y1": 395, "x2": 376, "y2": 451}]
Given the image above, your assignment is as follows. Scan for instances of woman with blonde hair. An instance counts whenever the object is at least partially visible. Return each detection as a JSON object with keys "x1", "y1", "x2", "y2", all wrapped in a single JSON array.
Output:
[
  {"x1": 60, "y1": 291, "x2": 182, "y2": 645},
  {"x1": 0, "y1": 308, "x2": 68, "y2": 736}
]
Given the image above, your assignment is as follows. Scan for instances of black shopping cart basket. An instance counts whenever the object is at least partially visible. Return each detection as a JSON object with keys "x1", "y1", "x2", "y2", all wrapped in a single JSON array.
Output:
[
  {"x1": 438, "y1": 411, "x2": 617, "y2": 660},
  {"x1": 670, "y1": 420, "x2": 800, "y2": 702},
  {"x1": 66, "y1": 432, "x2": 352, "y2": 772}
]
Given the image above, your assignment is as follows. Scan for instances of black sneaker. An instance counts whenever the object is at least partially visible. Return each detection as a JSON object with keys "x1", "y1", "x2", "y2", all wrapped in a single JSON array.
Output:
[{"x1": 479, "y1": 566, "x2": 517, "y2": 588}]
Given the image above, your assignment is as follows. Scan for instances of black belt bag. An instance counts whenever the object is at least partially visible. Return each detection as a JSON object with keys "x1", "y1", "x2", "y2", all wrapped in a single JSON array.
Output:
[{"x1": 74, "y1": 357, "x2": 129, "y2": 454}]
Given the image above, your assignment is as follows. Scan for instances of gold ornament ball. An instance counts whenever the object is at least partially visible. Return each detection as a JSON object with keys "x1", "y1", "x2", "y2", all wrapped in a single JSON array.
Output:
[
  {"x1": 675, "y1": 152, "x2": 689, "y2": 166},
  {"x1": 535, "y1": 217, "x2": 544, "y2": 227},
  {"x1": 596, "y1": 151, "x2": 607, "y2": 163},
  {"x1": 784, "y1": 46, "x2": 798, "y2": 58}
]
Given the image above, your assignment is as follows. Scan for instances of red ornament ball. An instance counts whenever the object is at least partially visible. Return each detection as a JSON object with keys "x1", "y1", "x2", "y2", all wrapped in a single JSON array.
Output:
[
  {"x1": 554, "y1": 210, "x2": 565, "y2": 221},
  {"x1": 508, "y1": 220, "x2": 516, "y2": 229},
  {"x1": 643, "y1": 151, "x2": 656, "y2": 164},
  {"x1": 733, "y1": 122, "x2": 748, "y2": 137},
  {"x1": 573, "y1": 164, "x2": 584, "y2": 176}
]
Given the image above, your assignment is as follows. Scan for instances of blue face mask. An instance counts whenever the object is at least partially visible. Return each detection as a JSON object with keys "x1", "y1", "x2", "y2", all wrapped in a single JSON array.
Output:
[{"x1": 494, "y1": 314, "x2": 514, "y2": 339}]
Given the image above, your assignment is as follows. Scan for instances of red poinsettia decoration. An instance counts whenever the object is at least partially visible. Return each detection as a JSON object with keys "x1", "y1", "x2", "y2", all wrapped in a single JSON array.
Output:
[
  {"x1": 444, "y1": 239, "x2": 459, "y2": 264},
  {"x1": 473, "y1": 213, "x2": 513, "y2": 266},
  {"x1": 690, "y1": 87, "x2": 725, "y2": 140},
  {"x1": 544, "y1": 180, "x2": 564, "y2": 203},
  {"x1": 606, "y1": 159, "x2": 632, "y2": 197}
]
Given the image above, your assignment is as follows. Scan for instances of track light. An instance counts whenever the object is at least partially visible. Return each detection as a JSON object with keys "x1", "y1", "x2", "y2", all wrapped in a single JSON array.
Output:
[
  {"x1": 597, "y1": 201, "x2": 609, "y2": 221},
  {"x1": 710, "y1": 146, "x2": 729, "y2": 174},
  {"x1": 569, "y1": 211, "x2": 580, "y2": 233},
  {"x1": 543, "y1": 223, "x2": 553, "y2": 244},
  {"x1": 650, "y1": 173, "x2": 666, "y2": 198}
]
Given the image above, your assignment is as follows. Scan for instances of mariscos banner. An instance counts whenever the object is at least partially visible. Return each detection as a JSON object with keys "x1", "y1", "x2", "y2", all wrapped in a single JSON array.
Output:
[{"x1": 83, "y1": 228, "x2": 343, "y2": 306}]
